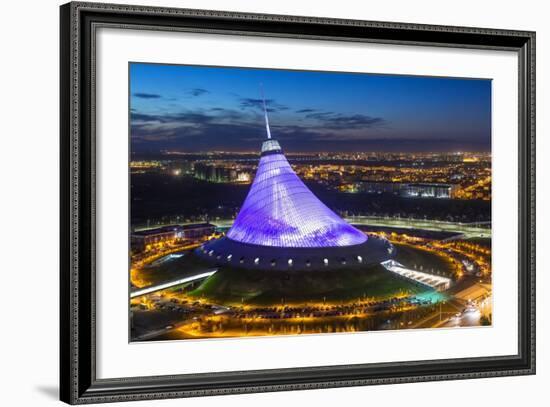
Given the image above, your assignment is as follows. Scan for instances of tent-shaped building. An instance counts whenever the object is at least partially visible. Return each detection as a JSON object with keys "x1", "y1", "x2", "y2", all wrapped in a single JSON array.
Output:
[{"x1": 197, "y1": 97, "x2": 393, "y2": 271}]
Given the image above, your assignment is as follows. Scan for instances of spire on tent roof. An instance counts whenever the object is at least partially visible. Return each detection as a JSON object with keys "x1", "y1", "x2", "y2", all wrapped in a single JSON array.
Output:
[{"x1": 260, "y1": 83, "x2": 272, "y2": 139}]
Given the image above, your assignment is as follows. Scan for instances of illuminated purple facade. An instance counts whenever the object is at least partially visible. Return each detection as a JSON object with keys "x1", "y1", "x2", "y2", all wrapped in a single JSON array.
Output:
[{"x1": 226, "y1": 140, "x2": 367, "y2": 248}]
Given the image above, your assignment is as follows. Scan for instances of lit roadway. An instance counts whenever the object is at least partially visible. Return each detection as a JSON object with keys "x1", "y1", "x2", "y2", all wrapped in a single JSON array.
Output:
[
  {"x1": 208, "y1": 216, "x2": 491, "y2": 238},
  {"x1": 130, "y1": 270, "x2": 218, "y2": 298},
  {"x1": 411, "y1": 298, "x2": 487, "y2": 329},
  {"x1": 409, "y1": 298, "x2": 465, "y2": 329}
]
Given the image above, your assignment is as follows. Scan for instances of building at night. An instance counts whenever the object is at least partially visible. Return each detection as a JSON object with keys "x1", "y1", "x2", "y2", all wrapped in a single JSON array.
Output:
[
  {"x1": 400, "y1": 183, "x2": 457, "y2": 199},
  {"x1": 341, "y1": 181, "x2": 402, "y2": 195},
  {"x1": 194, "y1": 162, "x2": 252, "y2": 183},
  {"x1": 131, "y1": 223, "x2": 215, "y2": 252},
  {"x1": 197, "y1": 97, "x2": 393, "y2": 271}
]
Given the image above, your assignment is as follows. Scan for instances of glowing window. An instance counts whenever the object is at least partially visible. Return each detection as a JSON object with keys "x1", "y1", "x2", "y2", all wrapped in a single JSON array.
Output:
[
  {"x1": 323, "y1": 258, "x2": 329, "y2": 266},
  {"x1": 288, "y1": 259, "x2": 293, "y2": 266}
]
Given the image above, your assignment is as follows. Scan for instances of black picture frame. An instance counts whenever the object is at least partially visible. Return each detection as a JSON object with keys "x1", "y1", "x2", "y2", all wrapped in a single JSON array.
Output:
[{"x1": 60, "y1": 2, "x2": 536, "y2": 404}]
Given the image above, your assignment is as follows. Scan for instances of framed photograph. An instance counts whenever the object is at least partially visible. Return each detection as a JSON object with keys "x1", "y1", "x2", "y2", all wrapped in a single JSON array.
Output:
[{"x1": 60, "y1": 2, "x2": 535, "y2": 404}]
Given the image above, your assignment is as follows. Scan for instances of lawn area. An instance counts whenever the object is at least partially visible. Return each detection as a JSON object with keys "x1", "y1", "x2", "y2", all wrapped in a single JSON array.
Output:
[{"x1": 189, "y1": 264, "x2": 426, "y2": 306}]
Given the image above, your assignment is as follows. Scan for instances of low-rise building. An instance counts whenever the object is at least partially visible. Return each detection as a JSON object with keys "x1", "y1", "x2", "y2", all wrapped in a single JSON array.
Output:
[
  {"x1": 400, "y1": 183, "x2": 457, "y2": 199},
  {"x1": 131, "y1": 223, "x2": 216, "y2": 252}
]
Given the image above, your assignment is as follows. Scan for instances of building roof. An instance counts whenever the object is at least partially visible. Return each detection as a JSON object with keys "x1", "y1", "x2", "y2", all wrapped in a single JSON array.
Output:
[
  {"x1": 179, "y1": 223, "x2": 214, "y2": 230},
  {"x1": 132, "y1": 223, "x2": 213, "y2": 237},
  {"x1": 132, "y1": 226, "x2": 180, "y2": 237},
  {"x1": 406, "y1": 183, "x2": 454, "y2": 188},
  {"x1": 225, "y1": 139, "x2": 367, "y2": 248},
  {"x1": 197, "y1": 235, "x2": 394, "y2": 272}
]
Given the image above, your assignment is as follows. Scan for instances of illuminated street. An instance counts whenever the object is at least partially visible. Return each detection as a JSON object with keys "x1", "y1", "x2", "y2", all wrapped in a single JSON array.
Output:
[{"x1": 142, "y1": 216, "x2": 490, "y2": 239}]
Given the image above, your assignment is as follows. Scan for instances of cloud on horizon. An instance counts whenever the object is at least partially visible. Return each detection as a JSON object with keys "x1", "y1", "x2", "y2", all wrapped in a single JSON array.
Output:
[
  {"x1": 133, "y1": 92, "x2": 162, "y2": 99},
  {"x1": 239, "y1": 98, "x2": 289, "y2": 113},
  {"x1": 304, "y1": 111, "x2": 386, "y2": 129},
  {"x1": 187, "y1": 88, "x2": 209, "y2": 97},
  {"x1": 131, "y1": 106, "x2": 412, "y2": 152}
]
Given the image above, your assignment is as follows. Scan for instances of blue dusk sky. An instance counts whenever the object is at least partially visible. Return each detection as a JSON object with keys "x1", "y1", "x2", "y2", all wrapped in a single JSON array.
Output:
[{"x1": 130, "y1": 63, "x2": 491, "y2": 153}]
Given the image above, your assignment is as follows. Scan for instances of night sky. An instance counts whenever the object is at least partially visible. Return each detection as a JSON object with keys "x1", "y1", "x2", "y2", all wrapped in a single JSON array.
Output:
[{"x1": 130, "y1": 63, "x2": 491, "y2": 153}]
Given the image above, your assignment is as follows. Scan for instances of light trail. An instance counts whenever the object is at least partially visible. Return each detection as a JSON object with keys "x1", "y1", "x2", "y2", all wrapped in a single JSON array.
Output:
[{"x1": 130, "y1": 269, "x2": 217, "y2": 298}]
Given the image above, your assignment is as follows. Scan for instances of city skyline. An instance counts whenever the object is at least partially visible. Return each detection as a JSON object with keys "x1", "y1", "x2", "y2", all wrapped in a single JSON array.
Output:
[{"x1": 130, "y1": 63, "x2": 492, "y2": 153}]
